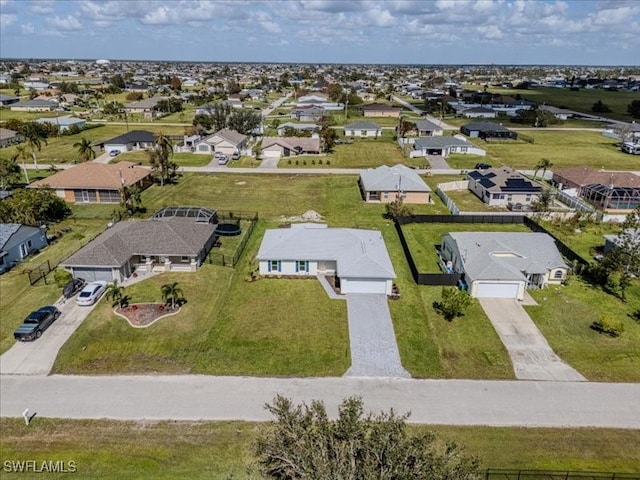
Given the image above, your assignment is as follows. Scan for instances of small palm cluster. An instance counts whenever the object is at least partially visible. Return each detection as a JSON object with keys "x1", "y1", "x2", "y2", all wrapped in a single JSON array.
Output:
[{"x1": 105, "y1": 280, "x2": 186, "y2": 309}]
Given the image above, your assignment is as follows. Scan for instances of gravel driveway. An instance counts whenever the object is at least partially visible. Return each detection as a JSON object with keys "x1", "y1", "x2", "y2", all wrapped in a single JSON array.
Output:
[{"x1": 344, "y1": 294, "x2": 410, "y2": 378}]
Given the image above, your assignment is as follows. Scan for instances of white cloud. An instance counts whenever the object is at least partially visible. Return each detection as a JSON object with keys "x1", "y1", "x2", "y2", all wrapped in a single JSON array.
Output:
[
  {"x1": 21, "y1": 22, "x2": 35, "y2": 34},
  {"x1": 47, "y1": 15, "x2": 83, "y2": 30},
  {"x1": 0, "y1": 13, "x2": 17, "y2": 28},
  {"x1": 29, "y1": 0, "x2": 56, "y2": 14},
  {"x1": 141, "y1": 6, "x2": 171, "y2": 25}
]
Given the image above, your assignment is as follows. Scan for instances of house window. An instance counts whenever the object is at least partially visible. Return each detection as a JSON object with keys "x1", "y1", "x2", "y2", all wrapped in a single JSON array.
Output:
[
  {"x1": 269, "y1": 260, "x2": 281, "y2": 272},
  {"x1": 526, "y1": 194, "x2": 532, "y2": 202},
  {"x1": 361, "y1": 130, "x2": 367, "y2": 136},
  {"x1": 553, "y1": 270, "x2": 564, "y2": 279},
  {"x1": 27, "y1": 240, "x2": 32, "y2": 249},
  {"x1": 383, "y1": 192, "x2": 389, "y2": 198},
  {"x1": 180, "y1": 256, "x2": 190, "y2": 263},
  {"x1": 460, "y1": 146, "x2": 468, "y2": 153},
  {"x1": 296, "y1": 260, "x2": 308, "y2": 273},
  {"x1": 197, "y1": 144, "x2": 209, "y2": 152},
  {"x1": 507, "y1": 194, "x2": 513, "y2": 202}
]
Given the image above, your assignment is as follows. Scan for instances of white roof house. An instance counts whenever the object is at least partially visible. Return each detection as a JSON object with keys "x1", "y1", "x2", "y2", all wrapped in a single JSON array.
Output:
[
  {"x1": 256, "y1": 223, "x2": 396, "y2": 295},
  {"x1": 442, "y1": 232, "x2": 568, "y2": 299},
  {"x1": 359, "y1": 164, "x2": 431, "y2": 204}
]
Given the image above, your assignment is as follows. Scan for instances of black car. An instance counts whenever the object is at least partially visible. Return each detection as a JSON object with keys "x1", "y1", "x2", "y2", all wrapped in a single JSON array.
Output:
[
  {"x1": 475, "y1": 163, "x2": 492, "y2": 170},
  {"x1": 14, "y1": 306, "x2": 61, "y2": 341},
  {"x1": 63, "y1": 278, "x2": 86, "y2": 299}
]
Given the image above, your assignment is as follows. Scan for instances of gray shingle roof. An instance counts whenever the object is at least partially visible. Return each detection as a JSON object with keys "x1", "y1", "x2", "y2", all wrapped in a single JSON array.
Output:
[
  {"x1": 414, "y1": 136, "x2": 473, "y2": 149},
  {"x1": 0, "y1": 223, "x2": 21, "y2": 251},
  {"x1": 61, "y1": 218, "x2": 216, "y2": 267},
  {"x1": 414, "y1": 120, "x2": 442, "y2": 132},
  {"x1": 257, "y1": 224, "x2": 396, "y2": 279},
  {"x1": 345, "y1": 121, "x2": 381, "y2": 130},
  {"x1": 359, "y1": 165, "x2": 430, "y2": 193},
  {"x1": 462, "y1": 121, "x2": 512, "y2": 133},
  {"x1": 446, "y1": 232, "x2": 567, "y2": 283}
]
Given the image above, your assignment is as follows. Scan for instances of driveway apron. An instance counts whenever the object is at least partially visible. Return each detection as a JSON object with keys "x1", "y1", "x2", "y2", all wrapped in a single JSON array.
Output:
[
  {"x1": 479, "y1": 298, "x2": 586, "y2": 381},
  {"x1": 344, "y1": 294, "x2": 410, "y2": 378}
]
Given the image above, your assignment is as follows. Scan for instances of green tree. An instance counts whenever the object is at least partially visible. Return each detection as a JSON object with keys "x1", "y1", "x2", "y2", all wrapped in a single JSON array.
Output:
[
  {"x1": 22, "y1": 122, "x2": 48, "y2": 170},
  {"x1": 73, "y1": 138, "x2": 96, "y2": 162},
  {"x1": 0, "y1": 187, "x2": 71, "y2": 224},
  {"x1": 103, "y1": 101, "x2": 124, "y2": 116},
  {"x1": 433, "y1": 287, "x2": 473, "y2": 321},
  {"x1": 170, "y1": 76, "x2": 182, "y2": 91},
  {"x1": 119, "y1": 184, "x2": 143, "y2": 214},
  {"x1": 531, "y1": 188, "x2": 554, "y2": 212},
  {"x1": 12, "y1": 144, "x2": 31, "y2": 183},
  {"x1": 533, "y1": 158, "x2": 553, "y2": 181},
  {"x1": 628, "y1": 100, "x2": 640, "y2": 119},
  {"x1": 383, "y1": 198, "x2": 412, "y2": 219},
  {"x1": 125, "y1": 91, "x2": 144, "y2": 101},
  {"x1": 53, "y1": 268, "x2": 73, "y2": 288},
  {"x1": 228, "y1": 109, "x2": 262, "y2": 135},
  {"x1": 148, "y1": 132, "x2": 175, "y2": 187},
  {"x1": 591, "y1": 100, "x2": 611, "y2": 113},
  {"x1": 0, "y1": 157, "x2": 22, "y2": 188},
  {"x1": 161, "y1": 282, "x2": 184, "y2": 308},
  {"x1": 192, "y1": 113, "x2": 213, "y2": 131},
  {"x1": 210, "y1": 102, "x2": 233, "y2": 131},
  {"x1": 319, "y1": 125, "x2": 337, "y2": 153},
  {"x1": 605, "y1": 206, "x2": 640, "y2": 302},
  {"x1": 255, "y1": 395, "x2": 481, "y2": 480}
]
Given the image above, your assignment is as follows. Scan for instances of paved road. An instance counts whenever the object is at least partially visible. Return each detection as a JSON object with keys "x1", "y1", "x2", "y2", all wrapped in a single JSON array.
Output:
[
  {"x1": 479, "y1": 299, "x2": 586, "y2": 382},
  {"x1": 1, "y1": 375, "x2": 638, "y2": 427},
  {"x1": 344, "y1": 294, "x2": 410, "y2": 378}
]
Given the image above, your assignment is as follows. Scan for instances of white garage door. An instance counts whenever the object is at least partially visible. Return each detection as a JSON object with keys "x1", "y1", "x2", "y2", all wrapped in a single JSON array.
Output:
[
  {"x1": 72, "y1": 267, "x2": 114, "y2": 283},
  {"x1": 343, "y1": 278, "x2": 388, "y2": 294},
  {"x1": 263, "y1": 149, "x2": 282, "y2": 159},
  {"x1": 475, "y1": 282, "x2": 520, "y2": 299}
]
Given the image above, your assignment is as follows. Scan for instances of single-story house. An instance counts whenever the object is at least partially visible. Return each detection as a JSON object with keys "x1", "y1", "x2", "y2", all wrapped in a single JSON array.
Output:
[
  {"x1": 414, "y1": 119, "x2": 443, "y2": 137},
  {"x1": 467, "y1": 167, "x2": 543, "y2": 207},
  {"x1": 602, "y1": 123, "x2": 640, "y2": 141},
  {"x1": 290, "y1": 105, "x2": 326, "y2": 122},
  {"x1": 194, "y1": 128, "x2": 248, "y2": 155},
  {"x1": 261, "y1": 137, "x2": 321, "y2": 158},
  {"x1": 359, "y1": 164, "x2": 431, "y2": 204},
  {"x1": 0, "y1": 223, "x2": 48, "y2": 273},
  {"x1": 552, "y1": 166, "x2": 640, "y2": 211},
  {"x1": 256, "y1": 223, "x2": 396, "y2": 295},
  {"x1": 460, "y1": 106, "x2": 498, "y2": 119},
  {"x1": 0, "y1": 94, "x2": 20, "y2": 106},
  {"x1": 0, "y1": 128, "x2": 21, "y2": 148},
  {"x1": 344, "y1": 121, "x2": 382, "y2": 138},
  {"x1": 101, "y1": 130, "x2": 156, "y2": 154},
  {"x1": 29, "y1": 161, "x2": 152, "y2": 204},
  {"x1": 297, "y1": 93, "x2": 328, "y2": 104},
  {"x1": 539, "y1": 105, "x2": 575, "y2": 121},
  {"x1": 360, "y1": 104, "x2": 402, "y2": 118},
  {"x1": 460, "y1": 122, "x2": 518, "y2": 140},
  {"x1": 276, "y1": 122, "x2": 319, "y2": 136},
  {"x1": 10, "y1": 99, "x2": 57, "y2": 112},
  {"x1": 36, "y1": 116, "x2": 86, "y2": 133},
  {"x1": 441, "y1": 232, "x2": 568, "y2": 299},
  {"x1": 124, "y1": 97, "x2": 166, "y2": 118},
  {"x1": 60, "y1": 214, "x2": 218, "y2": 282},
  {"x1": 412, "y1": 136, "x2": 486, "y2": 158}
]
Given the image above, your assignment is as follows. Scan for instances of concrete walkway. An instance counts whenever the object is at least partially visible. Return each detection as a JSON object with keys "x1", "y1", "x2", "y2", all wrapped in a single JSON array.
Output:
[
  {"x1": 479, "y1": 299, "x2": 586, "y2": 381},
  {"x1": 1, "y1": 375, "x2": 638, "y2": 428},
  {"x1": 344, "y1": 294, "x2": 410, "y2": 378}
]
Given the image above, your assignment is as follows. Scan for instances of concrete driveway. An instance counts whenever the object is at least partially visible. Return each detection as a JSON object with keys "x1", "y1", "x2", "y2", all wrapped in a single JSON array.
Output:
[
  {"x1": 426, "y1": 154, "x2": 451, "y2": 170},
  {"x1": 0, "y1": 297, "x2": 99, "y2": 375},
  {"x1": 258, "y1": 156, "x2": 279, "y2": 169},
  {"x1": 344, "y1": 294, "x2": 410, "y2": 378},
  {"x1": 479, "y1": 298, "x2": 586, "y2": 381}
]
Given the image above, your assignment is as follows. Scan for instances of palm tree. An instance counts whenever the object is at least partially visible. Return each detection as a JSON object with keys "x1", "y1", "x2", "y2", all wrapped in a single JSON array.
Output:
[
  {"x1": 161, "y1": 282, "x2": 183, "y2": 309},
  {"x1": 22, "y1": 123, "x2": 47, "y2": 171},
  {"x1": 12, "y1": 144, "x2": 31, "y2": 183},
  {"x1": 534, "y1": 158, "x2": 553, "y2": 181},
  {"x1": 105, "y1": 280, "x2": 125, "y2": 308},
  {"x1": 73, "y1": 138, "x2": 96, "y2": 162},
  {"x1": 154, "y1": 131, "x2": 173, "y2": 159}
]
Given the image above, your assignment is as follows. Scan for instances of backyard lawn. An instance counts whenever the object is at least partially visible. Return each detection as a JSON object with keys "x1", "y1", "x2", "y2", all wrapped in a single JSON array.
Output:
[
  {"x1": 114, "y1": 150, "x2": 211, "y2": 167},
  {"x1": 2, "y1": 417, "x2": 638, "y2": 479}
]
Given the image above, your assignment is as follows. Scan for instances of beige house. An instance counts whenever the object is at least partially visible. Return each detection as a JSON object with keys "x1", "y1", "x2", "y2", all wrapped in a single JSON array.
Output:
[
  {"x1": 261, "y1": 137, "x2": 321, "y2": 159},
  {"x1": 359, "y1": 164, "x2": 431, "y2": 204},
  {"x1": 194, "y1": 128, "x2": 248, "y2": 155},
  {"x1": 360, "y1": 103, "x2": 402, "y2": 118}
]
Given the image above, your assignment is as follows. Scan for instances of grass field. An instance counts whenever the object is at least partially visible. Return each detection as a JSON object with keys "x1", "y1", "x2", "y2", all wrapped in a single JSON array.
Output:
[
  {"x1": 486, "y1": 86, "x2": 640, "y2": 122},
  {"x1": 1, "y1": 418, "x2": 638, "y2": 479},
  {"x1": 114, "y1": 150, "x2": 211, "y2": 167}
]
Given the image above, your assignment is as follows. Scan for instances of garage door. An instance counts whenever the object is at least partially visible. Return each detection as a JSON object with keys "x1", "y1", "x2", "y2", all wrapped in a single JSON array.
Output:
[
  {"x1": 342, "y1": 278, "x2": 388, "y2": 294},
  {"x1": 263, "y1": 149, "x2": 281, "y2": 159},
  {"x1": 475, "y1": 282, "x2": 520, "y2": 299},
  {"x1": 71, "y1": 268, "x2": 114, "y2": 283}
]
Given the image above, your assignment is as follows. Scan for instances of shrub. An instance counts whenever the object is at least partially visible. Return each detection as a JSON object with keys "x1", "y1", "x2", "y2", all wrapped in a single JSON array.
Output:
[
  {"x1": 326, "y1": 160, "x2": 330, "y2": 165},
  {"x1": 591, "y1": 315, "x2": 625, "y2": 337},
  {"x1": 295, "y1": 160, "x2": 299, "y2": 165},
  {"x1": 311, "y1": 159, "x2": 315, "y2": 165},
  {"x1": 433, "y1": 287, "x2": 473, "y2": 321},
  {"x1": 318, "y1": 159, "x2": 323, "y2": 165},
  {"x1": 303, "y1": 160, "x2": 307, "y2": 165},
  {"x1": 53, "y1": 268, "x2": 72, "y2": 288},
  {"x1": 287, "y1": 159, "x2": 291, "y2": 165}
]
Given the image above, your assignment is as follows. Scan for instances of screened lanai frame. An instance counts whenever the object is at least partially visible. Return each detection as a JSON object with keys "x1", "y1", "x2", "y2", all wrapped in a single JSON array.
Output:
[
  {"x1": 581, "y1": 183, "x2": 640, "y2": 211},
  {"x1": 151, "y1": 206, "x2": 218, "y2": 224}
]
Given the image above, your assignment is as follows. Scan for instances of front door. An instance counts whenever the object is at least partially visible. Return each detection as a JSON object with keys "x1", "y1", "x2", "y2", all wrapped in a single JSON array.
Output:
[{"x1": 81, "y1": 190, "x2": 90, "y2": 202}]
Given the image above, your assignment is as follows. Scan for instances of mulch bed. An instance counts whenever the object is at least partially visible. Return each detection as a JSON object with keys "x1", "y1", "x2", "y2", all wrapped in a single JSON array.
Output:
[{"x1": 115, "y1": 303, "x2": 180, "y2": 328}]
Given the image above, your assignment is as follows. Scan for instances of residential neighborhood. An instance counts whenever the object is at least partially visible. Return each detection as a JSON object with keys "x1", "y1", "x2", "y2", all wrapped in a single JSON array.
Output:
[{"x1": 1, "y1": 57, "x2": 639, "y2": 477}]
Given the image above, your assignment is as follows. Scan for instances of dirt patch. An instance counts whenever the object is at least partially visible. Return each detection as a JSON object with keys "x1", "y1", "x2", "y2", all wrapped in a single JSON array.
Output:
[
  {"x1": 280, "y1": 210, "x2": 324, "y2": 223},
  {"x1": 115, "y1": 303, "x2": 181, "y2": 328}
]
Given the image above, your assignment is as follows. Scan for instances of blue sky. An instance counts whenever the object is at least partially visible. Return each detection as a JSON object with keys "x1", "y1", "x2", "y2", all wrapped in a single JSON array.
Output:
[{"x1": 0, "y1": 0, "x2": 638, "y2": 65}]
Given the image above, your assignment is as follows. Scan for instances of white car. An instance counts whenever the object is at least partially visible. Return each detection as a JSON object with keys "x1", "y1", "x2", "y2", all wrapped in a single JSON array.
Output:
[{"x1": 76, "y1": 281, "x2": 107, "y2": 306}]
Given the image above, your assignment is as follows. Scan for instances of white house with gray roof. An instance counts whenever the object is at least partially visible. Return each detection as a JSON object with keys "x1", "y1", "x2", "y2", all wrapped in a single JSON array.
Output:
[
  {"x1": 256, "y1": 223, "x2": 396, "y2": 294},
  {"x1": 359, "y1": 164, "x2": 431, "y2": 204},
  {"x1": 344, "y1": 121, "x2": 382, "y2": 138},
  {"x1": 441, "y1": 232, "x2": 568, "y2": 299},
  {"x1": 61, "y1": 217, "x2": 218, "y2": 282},
  {"x1": 412, "y1": 135, "x2": 486, "y2": 158}
]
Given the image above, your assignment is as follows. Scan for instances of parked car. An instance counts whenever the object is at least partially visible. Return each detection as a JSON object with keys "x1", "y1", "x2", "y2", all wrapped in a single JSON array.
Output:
[
  {"x1": 475, "y1": 162, "x2": 492, "y2": 170},
  {"x1": 14, "y1": 306, "x2": 61, "y2": 341},
  {"x1": 63, "y1": 278, "x2": 86, "y2": 299},
  {"x1": 214, "y1": 151, "x2": 224, "y2": 159},
  {"x1": 76, "y1": 281, "x2": 107, "y2": 306},
  {"x1": 109, "y1": 150, "x2": 120, "y2": 157},
  {"x1": 218, "y1": 155, "x2": 229, "y2": 165},
  {"x1": 231, "y1": 152, "x2": 240, "y2": 160}
]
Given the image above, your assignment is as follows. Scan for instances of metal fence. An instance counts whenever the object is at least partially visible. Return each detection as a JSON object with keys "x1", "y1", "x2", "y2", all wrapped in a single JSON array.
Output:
[
  {"x1": 485, "y1": 469, "x2": 639, "y2": 480},
  {"x1": 554, "y1": 189, "x2": 596, "y2": 213},
  {"x1": 26, "y1": 260, "x2": 55, "y2": 286},
  {"x1": 208, "y1": 211, "x2": 258, "y2": 268}
]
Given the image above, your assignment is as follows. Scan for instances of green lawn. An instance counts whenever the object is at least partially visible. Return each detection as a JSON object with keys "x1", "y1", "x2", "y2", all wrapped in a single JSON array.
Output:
[
  {"x1": 526, "y1": 278, "x2": 640, "y2": 382},
  {"x1": 2, "y1": 418, "x2": 638, "y2": 479},
  {"x1": 443, "y1": 188, "x2": 508, "y2": 212},
  {"x1": 114, "y1": 150, "x2": 211, "y2": 167}
]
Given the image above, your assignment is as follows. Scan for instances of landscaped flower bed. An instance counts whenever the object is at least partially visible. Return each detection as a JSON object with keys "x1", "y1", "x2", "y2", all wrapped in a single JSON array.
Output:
[{"x1": 114, "y1": 303, "x2": 180, "y2": 328}]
